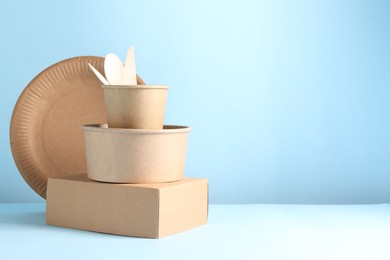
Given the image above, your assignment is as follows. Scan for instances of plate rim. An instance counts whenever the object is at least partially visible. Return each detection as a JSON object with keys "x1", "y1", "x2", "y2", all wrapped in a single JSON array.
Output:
[{"x1": 10, "y1": 56, "x2": 144, "y2": 198}]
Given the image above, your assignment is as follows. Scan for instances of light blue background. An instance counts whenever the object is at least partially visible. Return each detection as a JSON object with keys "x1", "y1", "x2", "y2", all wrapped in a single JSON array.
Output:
[{"x1": 1, "y1": 0, "x2": 389, "y2": 203}]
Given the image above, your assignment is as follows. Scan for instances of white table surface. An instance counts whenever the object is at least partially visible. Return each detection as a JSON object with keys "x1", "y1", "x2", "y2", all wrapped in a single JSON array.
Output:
[{"x1": 1, "y1": 203, "x2": 390, "y2": 260}]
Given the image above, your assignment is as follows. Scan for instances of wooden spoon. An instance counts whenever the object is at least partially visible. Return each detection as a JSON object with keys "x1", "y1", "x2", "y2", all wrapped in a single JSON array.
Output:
[
  {"x1": 104, "y1": 53, "x2": 124, "y2": 85},
  {"x1": 123, "y1": 47, "x2": 137, "y2": 85}
]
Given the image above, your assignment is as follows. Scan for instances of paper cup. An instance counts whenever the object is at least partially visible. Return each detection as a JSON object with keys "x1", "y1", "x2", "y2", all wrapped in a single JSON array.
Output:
[
  {"x1": 82, "y1": 124, "x2": 190, "y2": 183},
  {"x1": 102, "y1": 85, "x2": 168, "y2": 129}
]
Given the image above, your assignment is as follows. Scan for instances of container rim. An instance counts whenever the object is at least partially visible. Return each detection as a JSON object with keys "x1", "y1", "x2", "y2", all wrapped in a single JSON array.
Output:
[
  {"x1": 82, "y1": 124, "x2": 191, "y2": 134},
  {"x1": 101, "y1": 85, "x2": 169, "y2": 89}
]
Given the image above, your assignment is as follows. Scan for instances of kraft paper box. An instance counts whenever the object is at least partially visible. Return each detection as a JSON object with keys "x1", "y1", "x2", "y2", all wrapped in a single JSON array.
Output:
[{"x1": 46, "y1": 175, "x2": 208, "y2": 238}]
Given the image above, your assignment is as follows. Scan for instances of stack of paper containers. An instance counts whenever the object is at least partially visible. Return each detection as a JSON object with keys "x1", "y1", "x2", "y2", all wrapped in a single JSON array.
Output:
[{"x1": 46, "y1": 50, "x2": 208, "y2": 238}]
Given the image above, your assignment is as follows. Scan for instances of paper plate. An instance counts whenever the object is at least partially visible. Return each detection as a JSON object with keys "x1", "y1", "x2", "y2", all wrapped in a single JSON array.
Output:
[{"x1": 10, "y1": 56, "x2": 145, "y2": 198}]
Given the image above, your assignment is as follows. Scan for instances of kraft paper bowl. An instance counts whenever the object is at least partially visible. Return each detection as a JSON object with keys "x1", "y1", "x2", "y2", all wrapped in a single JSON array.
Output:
[
  {"x1": 82, "y1": 124, "x2": 190, "y2": 183},
  {"x1": 102, "y1": 85, "x2": 168, "y2": 129}
]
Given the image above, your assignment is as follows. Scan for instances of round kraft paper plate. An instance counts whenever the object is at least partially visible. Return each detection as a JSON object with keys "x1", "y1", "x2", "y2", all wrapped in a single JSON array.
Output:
[{"x1": 10, "y1": 56, "x2": 145, "y2": 199}]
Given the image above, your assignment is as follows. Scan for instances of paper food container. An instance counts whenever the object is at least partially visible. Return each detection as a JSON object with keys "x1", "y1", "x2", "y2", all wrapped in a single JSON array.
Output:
[
  {"x1": 102, "y1": 85, "x2": 168, "y2": 129},
  {"x1": 82, "y1": 124, "x2": 190, "y2": 183}
]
